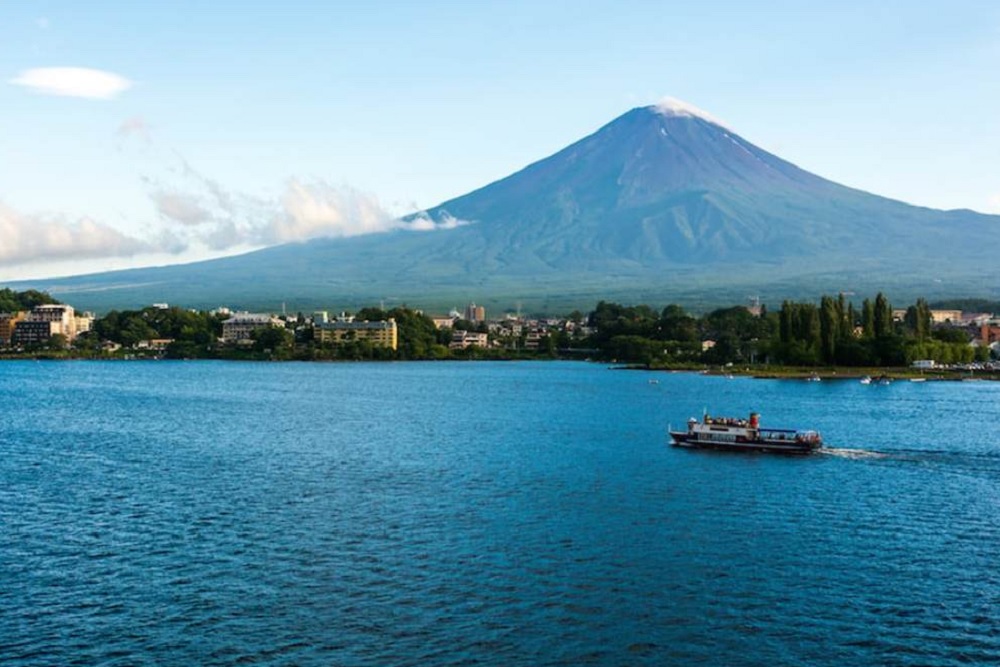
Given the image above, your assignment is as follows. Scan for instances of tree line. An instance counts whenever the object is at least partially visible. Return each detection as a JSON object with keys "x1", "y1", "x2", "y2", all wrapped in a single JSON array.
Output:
[
  {"x1": 0, "y1": 288, "x2": 58, "y2": 313},
  {"x1": 587, "y1": 293, "x2": 989, "y2": 367}
]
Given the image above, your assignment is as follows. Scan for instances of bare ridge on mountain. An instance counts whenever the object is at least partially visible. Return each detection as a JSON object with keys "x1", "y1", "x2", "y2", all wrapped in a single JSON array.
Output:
[{"x1": 20, "y1": 103, "x2": 1000, "y2": 310}]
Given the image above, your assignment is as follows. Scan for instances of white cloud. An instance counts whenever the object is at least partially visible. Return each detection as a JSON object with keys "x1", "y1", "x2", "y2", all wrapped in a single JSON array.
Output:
[
  {"x1": 152, "y1": 190, "x2": 211, "y2": 226},
  {"x1": 132, "y1": 150, "x2": 473, "y2": 257},
  {"x1": 9, "y1": 67, "x2": 132, "y2": 100},
  {"x1": 270, "y1": 180, "x2": 397, "y2": 243},
  {"x1": 406, "y1": 210, "x2": 471, "y2": 232},
  {"x1": 0, "y1": 202, "x2": 152, "y2": 266},
  {"x1": 257, "y1": 181, "x2": 472, "y2": 244}
]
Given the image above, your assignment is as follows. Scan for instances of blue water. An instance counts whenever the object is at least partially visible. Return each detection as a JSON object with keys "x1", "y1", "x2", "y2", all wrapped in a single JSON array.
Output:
[{"x1": 2, "y1": 361, "x2": 999, "y2": 666}]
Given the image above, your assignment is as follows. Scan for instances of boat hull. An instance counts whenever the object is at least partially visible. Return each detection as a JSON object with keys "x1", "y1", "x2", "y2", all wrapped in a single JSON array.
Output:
[{"x1": 669, "y1": 432, "x2": 821, "y2": 455}]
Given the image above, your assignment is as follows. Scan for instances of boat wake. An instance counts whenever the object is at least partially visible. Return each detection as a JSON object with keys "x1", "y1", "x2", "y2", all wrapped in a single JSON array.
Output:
[{"x1": 819, "y1": 447, "x2": 886, "y2": 460}]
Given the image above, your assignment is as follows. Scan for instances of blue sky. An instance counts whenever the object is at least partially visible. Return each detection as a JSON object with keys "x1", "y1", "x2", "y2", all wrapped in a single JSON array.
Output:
[{"x1": 2, "y1": 0, "x2": 999, "y2": 279}]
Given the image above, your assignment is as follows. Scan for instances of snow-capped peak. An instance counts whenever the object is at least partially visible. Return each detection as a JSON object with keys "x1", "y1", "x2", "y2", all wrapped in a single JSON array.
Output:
[{"x1": 652, "y1": 97, "x2": 729, "y2": 128}]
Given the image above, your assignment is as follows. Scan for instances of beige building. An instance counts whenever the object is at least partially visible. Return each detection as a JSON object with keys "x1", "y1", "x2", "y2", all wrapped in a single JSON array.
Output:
[
  {"x1": 892, "y1": 308, "x2": 964, "y2": 325},
  {"x1": 930, "y1": 310, "x2": 963, "y2": 324},
  {"x1": 450, "y1": 330, "x2": 489, "y2": 349},
  {"x1": 0, "y1": 311, "x2": 27, "y2": 345},
  {"x1": 10, "y1": 304, "x2": 94, "y2": 345},
  {"x1": 315, "y1": 314, "x2": 398, "y2": 350},
  {"x1": 222, "y1": 312, "x2": 284, "y2": 345},
  {"x1": 75, "y1": 312, "x2": 95, "y2": 338},
  {"x1": 26, "y1": 304, "x2": 75, "y2": 327},
  {"x1": 136, "y1": 339, "x2": 175, "y2": 351}
]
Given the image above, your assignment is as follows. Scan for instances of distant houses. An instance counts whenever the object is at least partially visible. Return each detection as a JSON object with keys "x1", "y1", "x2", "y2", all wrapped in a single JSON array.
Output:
[{"x1": 449, "y1": 330, "x2": 488, "y2": 350}]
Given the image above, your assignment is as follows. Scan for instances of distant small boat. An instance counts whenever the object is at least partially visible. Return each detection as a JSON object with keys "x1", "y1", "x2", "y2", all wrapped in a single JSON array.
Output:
[
  {"x1": 876, "y1": 375, "x2": 893, "y2": 385},
  {"x1": 859, "y1": 376, "x2": 872, "y2": 385},
  {"x1": 648, "y1": 379, "x2": 659, "y2": 385},
  {"x1": 806, "y1": 373, "x2": 822, "y2": 382},
  {"x1": 910, "y1": 378, "x2": 926, "y2": 383}
]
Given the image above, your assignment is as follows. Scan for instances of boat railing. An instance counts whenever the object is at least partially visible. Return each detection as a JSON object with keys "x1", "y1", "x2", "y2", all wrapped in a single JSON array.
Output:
[
  {"x1": 704, "y1": 417, "x2": 752, "y2": 427},
  {"x1": 758, "y1": 427, "x2": 797, "y2": 435}
]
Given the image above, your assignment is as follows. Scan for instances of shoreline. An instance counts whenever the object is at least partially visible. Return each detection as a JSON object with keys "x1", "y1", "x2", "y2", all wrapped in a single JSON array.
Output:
[
  {"x1": 4, "y1": 355, "x2": 999, "y2": 381},
  {"x1": 626, "y1": 363, "x2": 1000, "y2": 382}
]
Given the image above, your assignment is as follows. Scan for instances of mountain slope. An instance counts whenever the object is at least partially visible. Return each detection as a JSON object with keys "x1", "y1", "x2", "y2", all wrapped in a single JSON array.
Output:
[
  {"x1": 16, "y1": 104, "x2": 1000, "y2": 311},
  {"x1": 418, "y1": 105, "x2": 994, "y2": 266}
]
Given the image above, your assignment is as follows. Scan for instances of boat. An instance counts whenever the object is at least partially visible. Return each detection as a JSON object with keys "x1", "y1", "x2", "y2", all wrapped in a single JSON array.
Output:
[
  {"x1": 859, "y1": 376, "x2": 872, "y2": 385},
  {"x1": 669, "y1": 412, "x2": 823, "y2": 454},
  {"x1": 806, "y1": 373, "x2": 822, "y2": 382},
  {"x1": 875, "y1": 375, "x2": 893, "y2": 385}
]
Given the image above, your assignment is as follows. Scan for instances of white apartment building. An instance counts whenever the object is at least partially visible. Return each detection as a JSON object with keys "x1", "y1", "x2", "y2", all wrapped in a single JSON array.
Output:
[{"x1": 222, "y1": 312, "x2": 284, "y2": 345}]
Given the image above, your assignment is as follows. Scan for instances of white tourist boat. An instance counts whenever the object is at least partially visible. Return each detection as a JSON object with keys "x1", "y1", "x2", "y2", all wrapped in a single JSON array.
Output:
[{"x1": 670, "y1": 412, "x2": 823, "y2": 454}]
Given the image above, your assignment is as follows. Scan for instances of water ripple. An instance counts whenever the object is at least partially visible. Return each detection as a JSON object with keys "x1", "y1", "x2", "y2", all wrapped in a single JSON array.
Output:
[{"x1": 1, "y1": 361, "x2": 999, "y2": 665}]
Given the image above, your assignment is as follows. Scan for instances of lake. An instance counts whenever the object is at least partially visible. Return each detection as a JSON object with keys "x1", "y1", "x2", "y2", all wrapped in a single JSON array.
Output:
[{"x1": 2, "y1": 361, "x2": 999, "y2": 666}]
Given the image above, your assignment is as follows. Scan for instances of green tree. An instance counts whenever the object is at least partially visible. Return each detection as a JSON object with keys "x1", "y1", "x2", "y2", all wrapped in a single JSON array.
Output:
[
  {"x1": 819, "y1": 296, "x2": 838, "y2": 363},
  {"x1": 903, "y1": 298, "x2": 931, "y2": 340},
  {"x1": 861, "y1": 299, "x2": 875, "y2": 338},
  {"x1": 47, "y1": 333, "x2": 68, "y2": 350},
  {"x1": 660, "y1": 304, "x2": 699, "y2": 342},
  {"x1": 837, "y1": 294, "x2": 853, "y2": 341},
  {"x1": 0, "y1": 288, "x2": 59, "y2": 312},
  {"x1": 387, "y1": 307, "x2": 441, "y2": 359},
  {"x1": 605, "y1": 335, "x2": 663, "y2": 364},
  {"x1": 72, "y1": 331, "x2": 101, "y2": 356},
  {"x1": 252, "y1": 326, "x2": 294, "y2": 357},
  {"x1": 932, "y1": 327, "x2": 969, "y2": 344},
  {"x1": 779, "y1": 301, "x2": 793, "y2": 344},
  {"x1": 873, "y1": 292, "x2": 892, "y2": 339},
  {"x1": 588, "y1": 301, "x2": 659, "y2": 345}
]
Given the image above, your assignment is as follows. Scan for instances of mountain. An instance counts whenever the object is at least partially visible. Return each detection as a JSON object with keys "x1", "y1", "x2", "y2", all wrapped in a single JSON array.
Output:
[{"x1": 15, "y1": 102, "x2": 1000, "y2": 312}]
